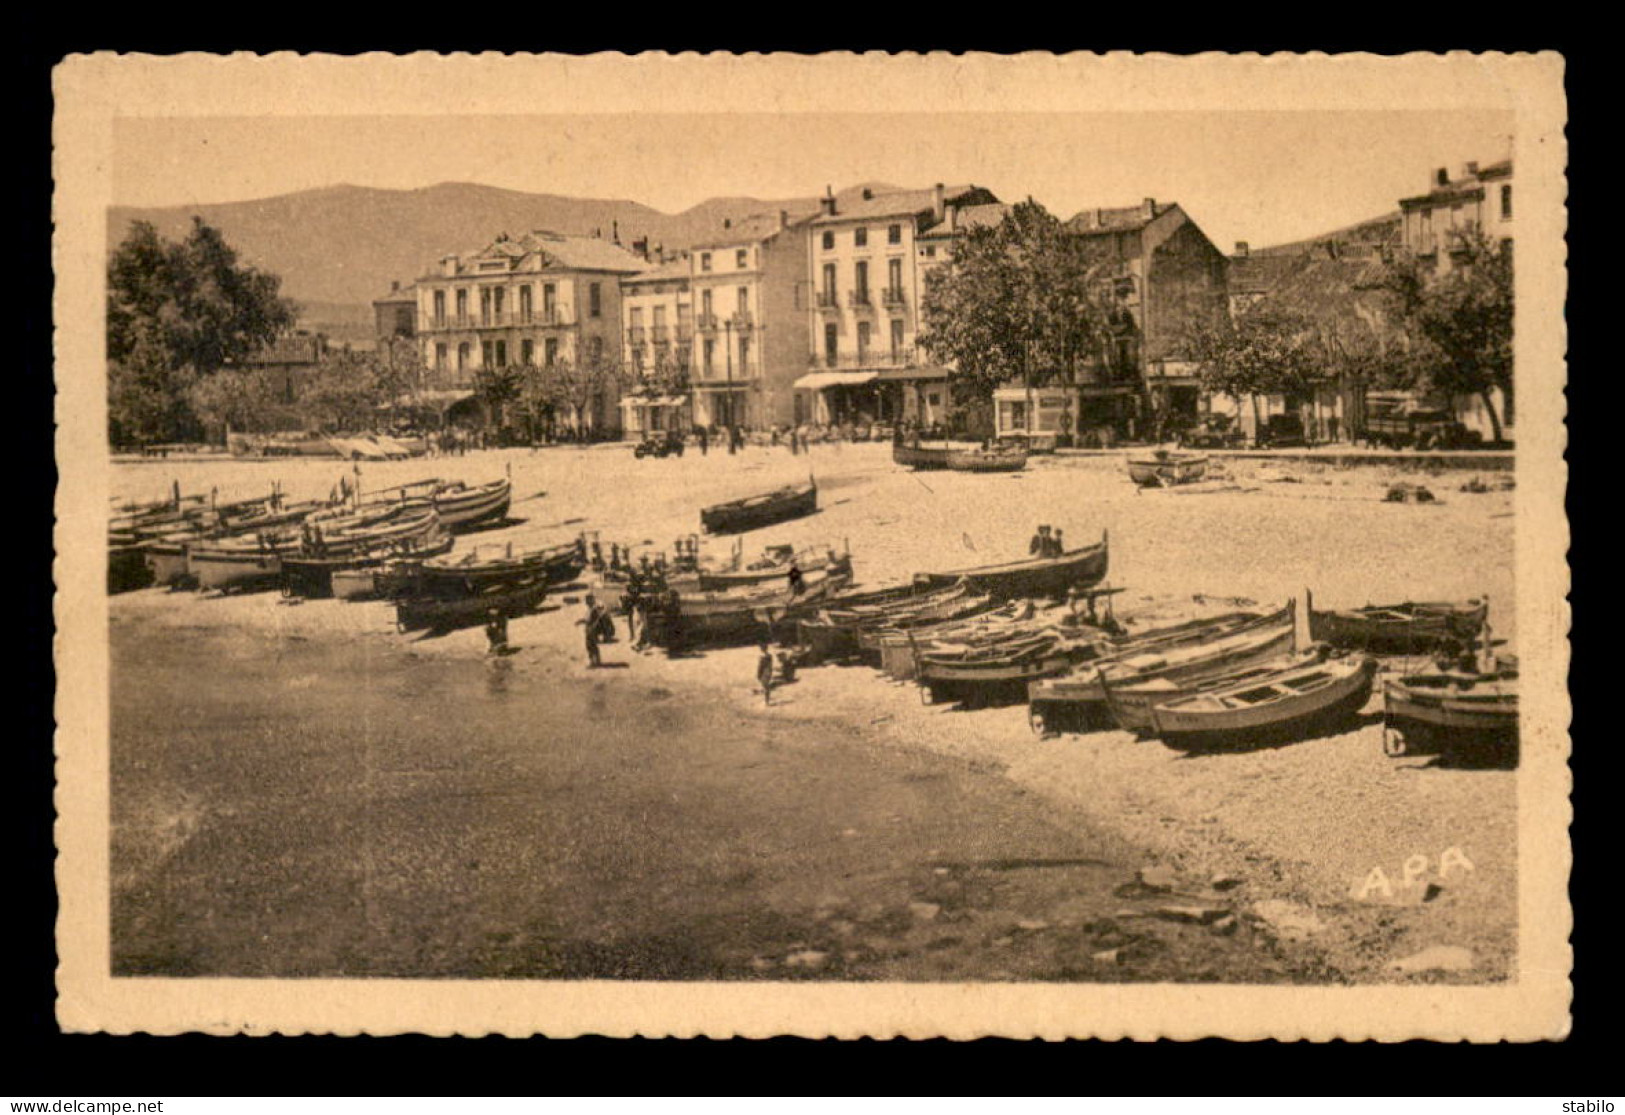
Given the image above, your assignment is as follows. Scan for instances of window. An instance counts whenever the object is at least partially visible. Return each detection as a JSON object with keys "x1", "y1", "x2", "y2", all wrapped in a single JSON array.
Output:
[
  {"x1": 703, "y1": 339, "x2": 715, "y2": 373},
  {"x1": 736, "y1": 249, "x2": 748, "y2": 268},
  {"x1": 739, "y1": 335, "x2": 751, "y2": 370},
  {"x1": 480, "y1": 341, "x2": 493, "y2": 367},
  {"x1": 433, "y1": 290, "x2": 446, "y2": 324},
  {"x1": 543, "y1": 284, "x2": 556, "y2": 320},
  {"x1": 435, "y1": 343, "x2": 447, "y2": 370},
  {"x1": 521, "y1": 339, "x2": 534, "y2": 366},
  {"x1": 493, "y1": 287, "x2": 505, "y2": 318},
  {"x1": 925, "y1": 246, "x2": 937, "y2": 258},
  {"x1": 857, "y1": 321, "x2": 871, "y2": 358},
  {"x1": 480, "y1": 288, "x2": 493, "y2": 324},
  {"x1": 855, "y1": 260, "x2": 869, "y2": 298},
  {"x1": 544, "y1": 338, "x2": 558, "y2": 368},
  {"x1": 890, "y1": 318, "x2": 904, "y2": 358},
  {"x1": 589, "y1": 337, "x2": 603, "y2": 364},
  {"x1": 822, "y1": 231, "x2": 834, "y2": 250},
  {"x1": 701, "y1": 289, "x2": 713, "y2": 318},
  {"x1": 519, "y1": 286, "x2": 532, "y2": 320},
  {"x1": 630, "y1": 306, "x2": 643, "y2": 329},
  {"x1": 854, "y1": 227, "x2": 868, "y2": 248},
  {"x1": 822, "y1": 263, "x2": 836, "y2": 301},
  {"x1": 701, "y1": 252, "x2": 713, "y2": 271},
  {"x1": 457, "y1": 343, "x2": 469, "y2": 371},
  {"x1": 888, "y1": 257, "x2": 903, "y2": 294},
  {"x1": 824, "y1": 323, "x2": 838, "y2": 367},
  {"x1": 1501, "y1": 184, "x2": 1513, "y2": 220},
  {"x1": 589, "y1": 283, "x2": 602, "y2": 318},
  {"x1": 455, "y1": 289, "x2": 468, "y2": 320},
  {"x1": 495, "y1": 340, "x2": 507, "y2": 367},
  {"x1": 652, "y1": 305, "x2": 666, "y2": 330},
  {"x1": 927, "y1": 393, "x2": 940, "y2": 407},
  {"x1": 888, "y1": 224, "x2": 901, "y2": 245},
  {"x1": 737, "y1": 287, "x2": 749, "y2": 314}
]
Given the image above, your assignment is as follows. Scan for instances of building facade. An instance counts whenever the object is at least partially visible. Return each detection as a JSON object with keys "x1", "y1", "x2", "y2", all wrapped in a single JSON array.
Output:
[
  {"x1": 799, "y1": 184, "x2": 1001, "y2": 431},
  {"x1": 1399, "y1": 159, "x2": 1514, "y2": 272},
  {"x1": 412, "y1": 230, "x2": 646, "y2": 434},
  {"x1": 686, "y1": 211, "x2": 813, "y2": 432},
  {"x1": 372, "y1": 282, "x2": 417, "y2": 341},
  {"x1": 618, "y1": 255, "x2": 694, "y2": 439}
]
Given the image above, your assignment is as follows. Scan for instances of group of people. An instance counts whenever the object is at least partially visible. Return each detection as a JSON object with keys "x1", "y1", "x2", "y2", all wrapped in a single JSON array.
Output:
[{"x1": 1027, "y1": 524, "x2": 1069, "y2": 559}]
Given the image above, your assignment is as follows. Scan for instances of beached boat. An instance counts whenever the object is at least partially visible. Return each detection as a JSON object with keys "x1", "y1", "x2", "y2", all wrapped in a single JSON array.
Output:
[
  {"x1": 395, "y1": 576, "x2": 550, "y2": 634},
  {"x1": 1128, "y1": 451, "x2": 1210, "y2": 488},
  {"x1": 432, "y1": 478, "x2": 512, "y2": 531},
  {"x1": 914, "y1": 532, "x2": 1108, "y2": 600},
  {"x1": 418, "y1": 541, "x2": 585, "y2": 592},
  {"x1": 1307, "y1": 592, "x2": 1487, "y2": 653},
  {"x1": 282, "y1": 526, "x2": 454, "y2": 598},
  {"x1": 699, "y1": 480, "x2": 818, "y2": 534},
  {"x1": 109, "y1": 541, "x2": 155, "y2": 593},
  {"x1": 1382, "y1": 671, "x2": 1519, "y2": 766},
  {"x1": 692, "y1": 544, "x2": 851, "y2": 591},
  {"x1": 892, "y1": 443, "x2": 951, "y2": 470},
  {"x1": 661, "y1": 569, "x2": 851, "y2": 646},
  {"x1": 1150, "y1": 654, "x2": 1378, "y2": 751},
  {"x1": 917, "y1": 627, "x2": 1104, "y2": 705},
  {"x1": 943, "y1": 446, "x2": 1028, "y2": 473},
  {"x1": 187, "y1": 542, "x2": 297, "y2": 593},
  {"x1": 1100, "y1": 648, "x2": 1325, "y2": 734}
]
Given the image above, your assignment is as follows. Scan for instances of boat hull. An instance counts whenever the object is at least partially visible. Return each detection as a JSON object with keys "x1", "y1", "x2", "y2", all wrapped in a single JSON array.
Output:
[
  {"x1": 700, "y1": 484, "x2": 818, "y2": 534},
  {"x1": 188, "y1": 549, "x2": 287, "y2": 593},
  {"x1": 435, "y1": 479, "x2": 512, "y2": 532},
  {"x1": 893, "y1": 444, "x2": 951, "y2": 470},
  {"x1": 1128, "y1": 455, "x2": 1210, "y2": 487},
  {"x1": 1309, "y1": 601, "x2": 1487, "y2": 653},
  {"x1": 1383, "y1": 676, "x2": 1519, "y2": 765},
  {"x1": 395, "y1": 578, "x2": 548, "y2": 633},
  {"x1": 944, "y1": 449, "x2": 1028, "y2": 473},
  {"x1": 915, "y1": 536, "x2": 1109, "y2": 601},
  {"x1": 1152, "y1": 657, "x2": 1377, "y2": 751}
]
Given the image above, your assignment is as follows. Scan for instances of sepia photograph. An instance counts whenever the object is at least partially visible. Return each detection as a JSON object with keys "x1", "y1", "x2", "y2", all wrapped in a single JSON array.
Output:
[{"x1": 53, "y1": 51, "x2": 1569, "y2": 1040}]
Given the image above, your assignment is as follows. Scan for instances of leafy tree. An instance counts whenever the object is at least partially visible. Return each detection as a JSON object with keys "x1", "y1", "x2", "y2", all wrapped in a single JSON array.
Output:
[
  {"x1": 1377, "y1": 230, "x2": 1514, "y2": 442},
  {"x1": 106, "y1": 218, "x2": 297, "y2": 444},
  {"x1": 473, "y1": 362, "x2": 525, "y2": 430},
  {"x1": 1184, "y1": 307, "x2": 1324, "y2": 436},
  {"x1": 539, "y1": 353, "x2": 626, "y2": 435},
  {"x1": 919, "y1": 201, "x2": 1116, "y2": 412}
]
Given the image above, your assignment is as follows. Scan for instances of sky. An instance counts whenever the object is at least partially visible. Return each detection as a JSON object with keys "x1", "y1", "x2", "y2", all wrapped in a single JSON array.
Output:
[{"x1": 114, "y1": 111, "x2": 1514, "y2": 252}]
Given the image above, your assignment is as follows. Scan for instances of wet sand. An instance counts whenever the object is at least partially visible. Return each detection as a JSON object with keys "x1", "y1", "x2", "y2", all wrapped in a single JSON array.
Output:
[{"x1": 110, "y1": 442, "x2": 1518, "y2": 982}]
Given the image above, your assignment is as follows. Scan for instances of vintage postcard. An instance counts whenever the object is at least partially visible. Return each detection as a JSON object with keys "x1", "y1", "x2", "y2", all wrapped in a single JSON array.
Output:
[{"x1": 53, "y1": 51, "x2": 1569, "y2": 1039}]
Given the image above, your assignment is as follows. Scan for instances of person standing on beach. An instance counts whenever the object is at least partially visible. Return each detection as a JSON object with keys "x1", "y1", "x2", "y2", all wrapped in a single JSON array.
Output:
[
  {"x1": 757, "y1": 644, "x2": 776, "y2": 706},
  {"x1": 1049, "y1": 528, "x2": 1065, "y2": 558},
  {"x1": 786, "y1": 560, "x2": 805, "y2": 597},
  {"x1": 698, "y1": 426, "x2": 709, "y2": 456},
  {"x1": 578, "y1": 594, "x2": 606, "y2": 668},
  {"x1": 1029, "y1": 525, "x2": 1050, "y2": 556}
]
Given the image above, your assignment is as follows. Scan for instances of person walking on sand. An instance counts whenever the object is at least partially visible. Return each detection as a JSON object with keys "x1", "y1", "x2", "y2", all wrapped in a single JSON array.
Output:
[
  {"x1": 786, "y1": 559, "x2": 805, "y2": 597},
  {"x1": 757, "y1": 643, "x2": 776, "y2": 706},
  {"x1": 1029, "y1": 524, "x2": 1050, "y2": 556},
  {"x1": 484, "y1": 607, "x2": 509, "y2": 655},
  {"x1": 1049, "y1": 528, "x2": 1065, "y2": 558}
]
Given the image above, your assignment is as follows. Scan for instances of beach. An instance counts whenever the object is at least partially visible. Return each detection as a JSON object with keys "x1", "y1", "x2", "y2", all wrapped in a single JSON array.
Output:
[{"x1": 110, "y1": 441, "x2": 1518, "y2": 982}]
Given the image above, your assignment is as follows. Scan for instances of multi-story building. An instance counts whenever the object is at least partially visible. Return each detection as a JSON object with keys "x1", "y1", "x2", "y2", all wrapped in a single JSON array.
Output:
[
  {"x1": 1399, "y1": 159, "x2": 1514, "y2": 271},
  {"x1": 372, "y1": 281, "x2": 417, "y2": 341},
  {"x1": 798, "y1": 183, "x2": 1001, "y2": 430},
  {"x1": 412, "y1": 229, "x2": 646, "y2": 433},
  {"x1": 617, "y1": 255, "x2": 694, "y2": 440},
  {"x1": 991, "y1": 199, "x2": 1226, "y2": 443},
  {"x1": 687, "y1": 210, "x2": 813, "y2": 432}
]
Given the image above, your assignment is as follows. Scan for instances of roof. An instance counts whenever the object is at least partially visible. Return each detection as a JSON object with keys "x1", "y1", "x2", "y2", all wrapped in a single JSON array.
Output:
[
  {"x1": 689, "y1": 212, "x2": 810, "y2": 250},
  {"x1": 918, "y1": 203, "x2": 1013, "y2": 240},
  {"x1": 427, "y1": 230, "x2": 648, "y2": 280},
  {"x1": 1399, "y1": 159, "x2": 1514, "y2": 209},
  {"x1": 810, "y1": 184, "x2": 991, "y2": 225},
  {"x1": 1227, "y1": 253, "x2": 1305, "y2": 295},
  {"x1": 374, "y1": 285, "x2": 416, "y2": 304},
  {"x1": 1065, "y1": 201, "x2": 1176, "y2": 235},
  {"x1": 623, "y1": 257, "x2": 692, "y2": 285},
  {"x1": 1243, "y1": 253, "x2": 1400, "y2": 340},
  {"x1": 1249, "y1": 212, "x2": 1402, "y2": 259}
]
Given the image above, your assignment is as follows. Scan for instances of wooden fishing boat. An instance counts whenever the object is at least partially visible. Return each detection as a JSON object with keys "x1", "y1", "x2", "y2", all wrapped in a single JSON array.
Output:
[
  {"x1": 109, "y1": 541, "x2": 154, "y2": 593},
  {"x1": 333, "y1": 558, "x2": 431, "y2": 603},
  {"x1": 854, "y1": 586, "x2": 1000, "y2": 661},
  {"x1": 662, "y1": 569, "x2": 850, "y2": 646},
  {"x1": 1101, "y1": 648, "x2": 1326, "y2": 734},
  {"x1": 1307, "y1": 592, "x2": 1487, "y2": 653},
  {"x1": 418, "y1": 541, "x2": 585, "y2": 592},
  {"x1": 943, "y1": 446, "x2": 1028, "y2": 473},
  {"x1": 917, "y1": 628, "x2": 1104, "y2": 705},
  {"x1": 432, "y1": 478, "x2": 513, "y2": 531},
  {"x1": 1128, "y1": 451, "x2": 1210, "y2": 488},
  {"x1": 187, "y1": 543, "x2": 296, "y2": 593},
  {"x1": 1382, "y1": 672, "x2": 1519, "y2": 766},
  {"x1": 794, "y1": 582, "x2": 922, "y2": 661},
  {"x1": 395, "y1": 575, "x2": 549, "y2": 633},
  {"x1": 695, "y1": 545, "x2": 851, "y2": 591},
  {"x1": 700, "y1": 480, "x2": 818, "y2": 534},
  {"x1": 1150, "y1": 654, "x2": 1378, "y2": 751},
  {"x1": 281, "y1": 526, "x2": 454, "y2": 598},
  {"x1": 914, "y1": 532, "x2": 1108, "y2": 600},
  {"x1": 892, "y1": 443, "x2": 951, "y2": 470}
]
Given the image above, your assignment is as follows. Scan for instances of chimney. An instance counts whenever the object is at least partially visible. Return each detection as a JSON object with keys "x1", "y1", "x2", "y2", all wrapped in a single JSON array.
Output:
[
  {"x1": 390, "y1": 280, "x2": 399, "y2": 292},
  {"x1": 948, "y1": 203, "x2": 959, "y2": 233},
  {"x1": 1142, "y1": 197, "x2": 1157, "y2": 219},
  {"x1": 723, "y1": 217, "x2": 731, "y2": 230},
  {"x1": 862, "y1": 187, "x2": 874, "y2": 201},
  {"x1": 1091, "y1": 209, "x2": 1104, "y2": 230},
  {"x1": 612, "y1": 219, "x2": 620, "y2": 244},
  {"x1": 779, "y1": 209, "x2": 789, "y2": 230},
  {"x1": 821, "y1": 185, "x2": 837, "y2": 217},
  {"x1": 1435, "y1": 167, "x2": 1450, "y2": 188},
  {"x1": 932, "y1": 183, "x2": 946, "y2": 224},
  {"x1": 1234, "y1": 241, "x2": 1249, "y2": 258},
  {"x1": 1464, "y1": 161, "x2": 1480, "y2": 179}
]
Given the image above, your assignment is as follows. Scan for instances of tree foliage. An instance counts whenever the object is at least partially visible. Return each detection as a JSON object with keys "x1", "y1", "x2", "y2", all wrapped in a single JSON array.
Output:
[
  {"x1": 107, "y1": 218, "x2": 297, "y2": 444},
  {"x1": 1375, "y1": 230, "x2": 1514, "y2": 440},
  {"x1": 918, "y1": 201, "x2": 1117, "y2": 406},
  {"x1": 1183, "y1": 306, "x2": 1326, "y2": 403}
]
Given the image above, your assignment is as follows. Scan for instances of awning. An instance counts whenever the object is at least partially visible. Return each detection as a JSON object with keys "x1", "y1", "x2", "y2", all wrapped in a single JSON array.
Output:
[
  {"x1": 392, "y1": 389, "x2": 476, "y2": 412},
  {"x1": 619, "y1": 395, "x2": 689, "y2": 409},
  {"x1": 875, "y1": 365, "x2": 950, "y2": 383},
  {"x1": 793, "y1": 371, "x2": 879, "y2": 391}
]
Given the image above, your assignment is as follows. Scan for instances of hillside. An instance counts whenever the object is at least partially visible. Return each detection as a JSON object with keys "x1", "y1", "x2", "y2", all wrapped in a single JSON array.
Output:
[{"x1": 106, "y1": 181, "x2": 907, "y2": 327}]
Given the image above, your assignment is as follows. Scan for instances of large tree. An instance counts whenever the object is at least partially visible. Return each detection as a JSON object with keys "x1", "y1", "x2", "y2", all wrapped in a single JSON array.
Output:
[
  {"x1": 1183, "y1": 307, "x2": 1325, "y2": 436},
  {"x1": 918, "y1": 201, "x2": 1116, "y2": 412},
  {"x1": 1377, "y1": 230, "x2": 1514, "y2": 442},
  {"x1": 107, "y1": 218, "x2": 297, "y2": 444}
]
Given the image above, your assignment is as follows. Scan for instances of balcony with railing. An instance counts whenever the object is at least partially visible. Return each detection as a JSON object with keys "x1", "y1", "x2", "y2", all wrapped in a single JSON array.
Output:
[
  {"x1": 847, "y1": 288, "x2": 873, "y2": 310},
  {"x1": 426, "y1": 310, "x2": 572, "y2": 330},
  {"x1": 807, "y1": 347, "x2": 919, "y2": 371},
  {"x1": 627, "y1": 326, "x2": 647, "y2": 345},
  {"x1": 696, "y1": 312, "x2": 720, "y2": 332},
  {"x1": 729, "y1": 311, "x2": 754, "y2": 331},
  {"x1": 881, "y1": 286, "x2": 906, "y2": 308},
  {"x1": 651, "y1": 325, "x2": 669, "y2": 344},
  {"x1": 816, "y1": 290, "x2": 839, "y2": 311}
]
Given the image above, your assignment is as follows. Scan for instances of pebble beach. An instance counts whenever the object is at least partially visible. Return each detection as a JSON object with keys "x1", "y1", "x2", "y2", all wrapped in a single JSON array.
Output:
[{"x1": 109, "y1": 441, "x2": 1520, "y2": 982}]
